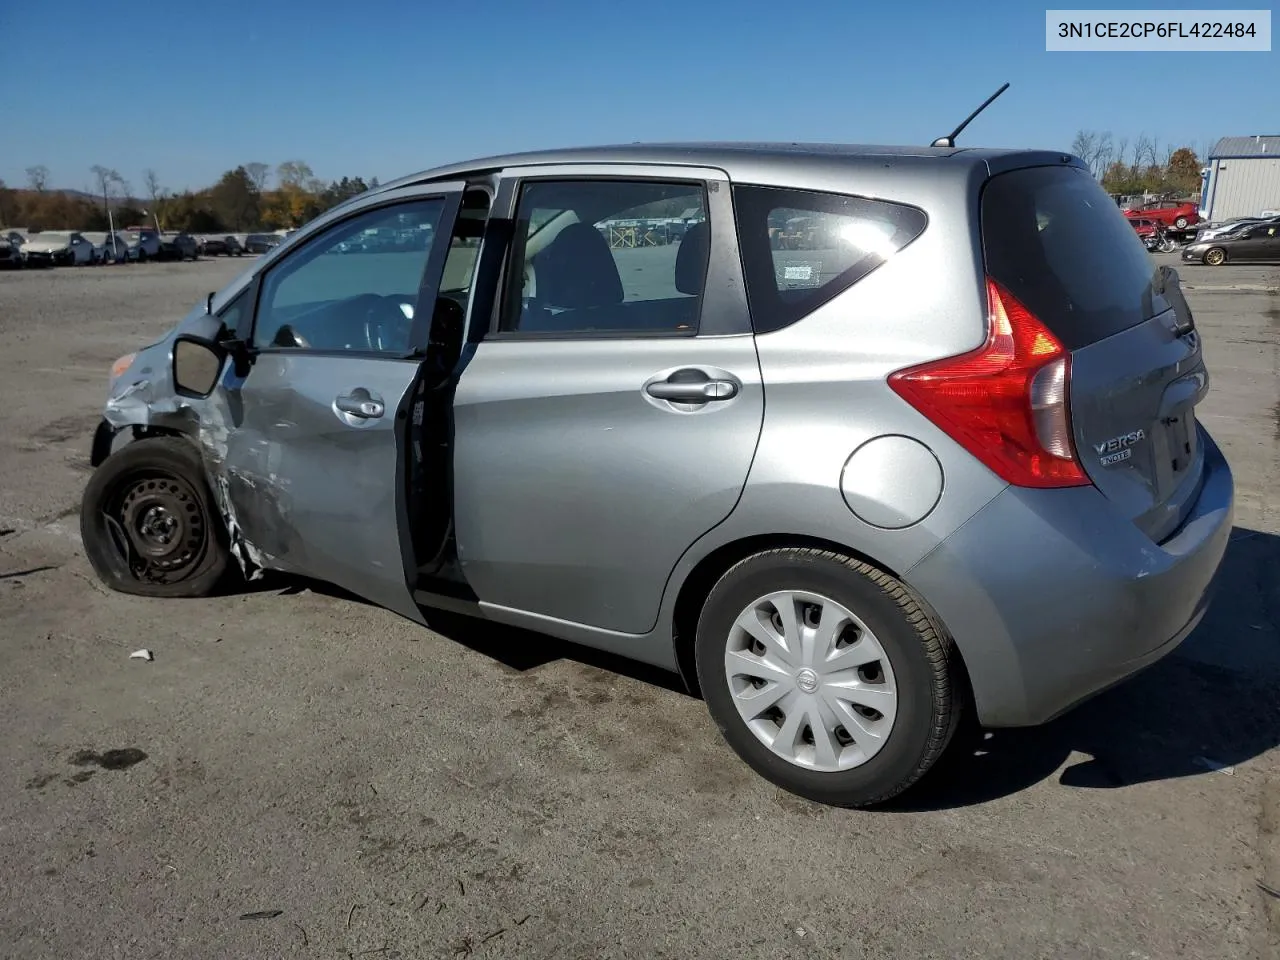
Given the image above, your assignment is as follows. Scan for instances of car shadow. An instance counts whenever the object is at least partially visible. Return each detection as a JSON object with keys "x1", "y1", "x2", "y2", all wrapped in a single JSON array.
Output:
[
  {"x1": 889, "y1": 525, "x2": 1280, "y2": 810},
  {"x1": 421, "y1": 609, "x2": 693, "y2": 697},
  {"x1": 227, "y1": 527, "x2": 1280, "y2": 810},
  {"x1": 237, "y1": 573, "x2": 693, "y2": 696}
]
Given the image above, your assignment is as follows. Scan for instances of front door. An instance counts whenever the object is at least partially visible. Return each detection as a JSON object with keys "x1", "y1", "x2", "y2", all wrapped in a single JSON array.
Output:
[
  {"x1": 212, "y1": 183, "x2": 464, "y2": 621},
  {"x1": 451, "y1": 165, "x2": 765, "y2": 635}
]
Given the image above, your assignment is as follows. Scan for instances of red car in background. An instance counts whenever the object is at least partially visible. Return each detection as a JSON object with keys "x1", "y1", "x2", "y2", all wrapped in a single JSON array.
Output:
[
  {"x1": 1124, "y1": 199, "x2": 1201, "y2": 230},
  {"x1": 1129, "y1": 217, "x2": 1159, "y2": 238}
]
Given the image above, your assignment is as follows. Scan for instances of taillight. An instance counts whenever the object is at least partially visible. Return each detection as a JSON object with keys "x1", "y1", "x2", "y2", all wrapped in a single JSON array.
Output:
[{"x1": 887, "y1": 278, "x2": 1090, "y2": 489}]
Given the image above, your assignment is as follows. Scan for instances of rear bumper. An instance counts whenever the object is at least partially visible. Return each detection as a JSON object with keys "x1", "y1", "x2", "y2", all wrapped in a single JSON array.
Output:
[{"x1": 905, "y1": 427, "x2": 1234, "y2": 727}]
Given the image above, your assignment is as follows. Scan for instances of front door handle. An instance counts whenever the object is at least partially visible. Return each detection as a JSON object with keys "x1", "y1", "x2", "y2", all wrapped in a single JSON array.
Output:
[
  {"x1": 335, "y1": 389, "x2": 385, "y2": 419},
  {"x1": 645, "y1": 369, "x2": 739, "y2": 403}
]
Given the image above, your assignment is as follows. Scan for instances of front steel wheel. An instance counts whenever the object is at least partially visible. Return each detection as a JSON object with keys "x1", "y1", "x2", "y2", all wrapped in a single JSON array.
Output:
[
  {"x1": 696, "y1": 548, "x2": 965, "y2": 808},
  {"x1": 80, "y1": 436, "x2": 231, "y2": 597}
]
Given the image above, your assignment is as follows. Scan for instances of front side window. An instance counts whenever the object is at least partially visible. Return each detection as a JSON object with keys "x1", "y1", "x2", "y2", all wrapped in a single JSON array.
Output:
[
  {"x1": 253, "y1": 198, "x2": 446, "y2": 353},
  {"x1": 733, "y1": 184, "x2": 928, "y2": 334},
  {"x1": 498, "y1": 179, "x2": 709, "y2": 335}
]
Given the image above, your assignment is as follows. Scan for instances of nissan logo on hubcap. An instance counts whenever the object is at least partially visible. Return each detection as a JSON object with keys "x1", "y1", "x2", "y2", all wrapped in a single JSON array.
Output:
[{"x1": 796, "y1": 668, "x2": 819, "y2": 694}]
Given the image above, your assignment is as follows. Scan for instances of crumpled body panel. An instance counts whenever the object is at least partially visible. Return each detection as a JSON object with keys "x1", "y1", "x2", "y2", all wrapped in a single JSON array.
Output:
[{"x1": 100, "y1": 307, "x2": 271, "y2": 581}]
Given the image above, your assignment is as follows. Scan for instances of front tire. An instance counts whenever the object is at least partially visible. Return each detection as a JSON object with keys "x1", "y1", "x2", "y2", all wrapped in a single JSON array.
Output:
[
  {"x1": 694, "y1": 548, "x2": 964, "y2": 808},
  {"x1": 1174, "y1": 216, "x2": 1189, "y2": 229},
  {"x1": 1204, "y1": 246, "x2": 1227, "y2": 266},
  {"x1": 80, "y1": 436, "x2": 230, "y2": 598}
]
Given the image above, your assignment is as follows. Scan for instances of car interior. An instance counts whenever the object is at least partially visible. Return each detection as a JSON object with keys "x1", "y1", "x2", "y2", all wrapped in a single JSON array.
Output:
[
  {"x1": 501, "y1": 182, "x2": 709, "y2": 336},
  {"x1": 409, "y1": 187, "x2": 494, "y2": 589}
]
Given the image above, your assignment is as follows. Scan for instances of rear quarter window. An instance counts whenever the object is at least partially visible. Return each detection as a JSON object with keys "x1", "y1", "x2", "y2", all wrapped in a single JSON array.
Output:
[
  {"x1": 732, "y1": 185, "x2": 927, "y2": 334},
  {"x1": 980, "y1": 165, "x2": 1159, "y2": 350}
]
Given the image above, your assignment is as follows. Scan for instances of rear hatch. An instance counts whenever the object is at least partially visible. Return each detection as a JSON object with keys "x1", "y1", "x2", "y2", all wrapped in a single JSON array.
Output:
[{"x1": 981, "y1": 163, "x2": 1207, "y2": 543}]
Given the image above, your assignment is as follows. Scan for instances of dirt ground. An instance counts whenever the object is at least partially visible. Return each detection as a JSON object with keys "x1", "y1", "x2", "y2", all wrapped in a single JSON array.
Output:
[{"x1": 1, "y1": 255, "x2": 1278, "y2": 960}]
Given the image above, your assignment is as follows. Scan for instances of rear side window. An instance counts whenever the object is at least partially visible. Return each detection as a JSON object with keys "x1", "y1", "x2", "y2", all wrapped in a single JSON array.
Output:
[
  {"x1": 733, "y1": 185, "x2": 927, "y2": 334},
  {"x1": 981, "y1": 165, "x2": 1158, "y2": 350}
]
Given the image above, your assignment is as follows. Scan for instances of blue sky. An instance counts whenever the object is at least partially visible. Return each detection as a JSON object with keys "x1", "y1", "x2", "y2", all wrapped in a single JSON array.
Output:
[{"x1": 1, "y1": 0, "x2": 1274, "y2": 193}]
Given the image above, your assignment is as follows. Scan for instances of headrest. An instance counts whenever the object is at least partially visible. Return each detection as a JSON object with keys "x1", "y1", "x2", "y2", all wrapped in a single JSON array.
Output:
[
  {"x1": 675, "y1": 222, "x2": 710, "y2": 295},
  {"x1": 535, "y1": 223, "x2": 623, "y2": 309}
]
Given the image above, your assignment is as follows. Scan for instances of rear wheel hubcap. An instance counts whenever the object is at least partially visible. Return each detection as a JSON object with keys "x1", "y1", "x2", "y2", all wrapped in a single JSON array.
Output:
[{"x1": 724, "y1": 590, "x2": 898, "y2": 773}]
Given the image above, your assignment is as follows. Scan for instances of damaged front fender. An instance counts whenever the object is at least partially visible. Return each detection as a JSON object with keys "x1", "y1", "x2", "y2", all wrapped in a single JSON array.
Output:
[{"x1": 96, "y1": 324, "x2": 270, "y2": 583}]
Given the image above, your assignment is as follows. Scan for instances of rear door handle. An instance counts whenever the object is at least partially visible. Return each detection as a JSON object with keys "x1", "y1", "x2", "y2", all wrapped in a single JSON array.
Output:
[
  {"x1": 335, "y1": 389, "x2": 385, "y2": 419},
  {"x1": 645, "y1": 370, "x2": 739, "y2": 403}
]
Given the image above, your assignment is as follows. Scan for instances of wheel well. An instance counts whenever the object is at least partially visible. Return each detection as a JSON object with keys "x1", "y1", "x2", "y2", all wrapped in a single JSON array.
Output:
[{"x1": 670, "y1": 534, "x2": 973, "y2": 703}]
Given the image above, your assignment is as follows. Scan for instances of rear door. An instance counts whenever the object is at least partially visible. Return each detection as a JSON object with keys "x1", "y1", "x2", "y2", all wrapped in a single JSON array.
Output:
[
  {"x1": 451, "y1": 164, "x2": 764, "y2": 634},
  {"x1": 1262, "y1": 224, "x2": 1280, "y2": 261},
  {"x1": 212, "y1": 182, "x2": 464, "y2": 620},
  {"x1": 981, "y1": 164, "x2": 1209, "y2": 542},
  {"x1": 1230, "y1": 224, "x2": 1279, "y2": 261}
]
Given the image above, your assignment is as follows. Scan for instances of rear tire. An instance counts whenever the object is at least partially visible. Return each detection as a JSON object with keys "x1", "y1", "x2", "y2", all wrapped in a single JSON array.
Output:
[
  {"x1": 694, "y1": 548, "x2": 964, "y2": 808},
  {"x1": 1174, "y1": 216, "x2": 1189, "y2": 229},
  {"x1": 80, "y1": 436, "x2": 231, "y2": 598}
]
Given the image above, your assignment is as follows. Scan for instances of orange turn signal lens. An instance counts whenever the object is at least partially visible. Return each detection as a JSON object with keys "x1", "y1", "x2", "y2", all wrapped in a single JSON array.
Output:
[{"x1": 110, "y1": 353, "x2": 136, "y2": 378}]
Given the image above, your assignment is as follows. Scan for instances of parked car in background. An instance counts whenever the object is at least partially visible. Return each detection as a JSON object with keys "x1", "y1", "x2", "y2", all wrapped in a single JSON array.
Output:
[
  {"x1": 81, "y1": 232, "x2": 108, "y2": 263},
  {"x1": 1193, "y1": 214, "x2": 1280, "y2": 244},
  {"x1": 121, "y1": 227, "x2": 163, "y2": 262},
  {"x1": 198, "y1": 234, "x2": 244, "y2": 257},
  {"x1": 0, "y1": 236, "x2": 22, "y2": 271},
  {"x1": 21, "y1": 231, "x2": 95, "y2": 266},
  {"x1": 244, "y1": 233, "x2": 283, "y2": 254},
  {"x1": 1128, "y1": 217, "x2": 1158, "y2": 238},
  {"x1": 158, "y1": 232, "x2": 200, "y2": 261},
  {"x1": 1129, "y1": 217, "x2": 1175, "y2": 252},
  {"x1": 101, "y1": 232, "x2": 130, "y2": 263},
  {"x1": 1182, "y1": 220, "x2": 1280, "y2": 265},
  {"x1": 0, "y1": 233, "x2": 22, "y2": 268},
  {"x1": 81, "y1": 141, "x2": 1233, "y2": 808},
  {"x1": 1124, "y1": 198, "x2": 1201, "y2": 230}
]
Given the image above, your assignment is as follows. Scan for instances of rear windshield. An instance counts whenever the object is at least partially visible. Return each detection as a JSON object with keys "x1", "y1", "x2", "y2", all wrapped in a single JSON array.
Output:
[{"x1": 981, "y1": 165, "x2": 1158, "y2": 350}]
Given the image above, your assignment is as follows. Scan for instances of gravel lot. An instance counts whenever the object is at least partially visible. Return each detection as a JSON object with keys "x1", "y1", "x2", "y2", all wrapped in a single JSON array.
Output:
[{"x1": 1, "y1": 255, "x2": 1278, "y2": 959}]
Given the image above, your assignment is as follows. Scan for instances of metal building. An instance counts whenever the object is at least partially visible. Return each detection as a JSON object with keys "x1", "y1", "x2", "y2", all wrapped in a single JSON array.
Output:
[{"x1": 1200, "y1": 135, "x2": 1280, "y2": 223}]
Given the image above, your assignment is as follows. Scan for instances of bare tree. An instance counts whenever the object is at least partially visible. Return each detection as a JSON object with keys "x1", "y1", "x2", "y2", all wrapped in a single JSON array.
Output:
[
  {"x1": 244, "y1": 162, "x2": 271, "y2": 193},
  {"x1": 143, "y1": 169, "x2": 162, "y2": 204},
  {"x1": 90, "y1": 165, "x2": 123, "y2": 200},
  {"x1": 1070, "y1": 130, "x2": 1097, "y2": 166},
  {"x1": 1070, "y1": 130, "x2": 1118, "y2": 179},
  {"x1": 1093, "y1": 131, "x2": 1115, "y2": 178},
  {"x1": 90, "y1": 166, "x2": 128, "y2": 248},
  {"x1": 143, "y1": 169, "x2": 166, "y2": 228},
  {"x1": 26, "y1": 165, "x2": 49, "y2": 192},
  {"x1": 1132, "y1": 134, "x2": 1155, "y2": 170}
]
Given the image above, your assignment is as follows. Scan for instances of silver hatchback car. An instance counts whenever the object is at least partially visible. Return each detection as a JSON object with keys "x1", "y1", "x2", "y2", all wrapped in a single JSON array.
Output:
[{"x1": 81, "y1": 143, "x2": 1233, "y2": 807}]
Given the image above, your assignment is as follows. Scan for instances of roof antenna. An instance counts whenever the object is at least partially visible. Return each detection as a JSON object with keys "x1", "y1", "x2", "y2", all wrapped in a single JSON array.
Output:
[{"x1": 931, "y1": 82, "x2": 1010, "y2": 148}]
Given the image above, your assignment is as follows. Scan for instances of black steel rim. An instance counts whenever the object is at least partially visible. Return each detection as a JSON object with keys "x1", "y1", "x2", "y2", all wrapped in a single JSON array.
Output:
[{"x1": 103, "y1": 470, "x2": 208, "y2": 584}]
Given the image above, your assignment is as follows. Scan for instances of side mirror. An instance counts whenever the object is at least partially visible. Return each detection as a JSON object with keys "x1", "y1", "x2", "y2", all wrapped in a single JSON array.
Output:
[{"x1": 172, "y1": 335, "x2": 227, "y2": 398}]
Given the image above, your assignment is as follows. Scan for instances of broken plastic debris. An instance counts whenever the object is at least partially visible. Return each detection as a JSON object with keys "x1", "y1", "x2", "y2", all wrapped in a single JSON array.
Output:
[
  {"x1": 129, "y1": 649, "x2": 153, "y2": 661},
  {"x1": 1194, "y1": 756, "x2": 1234, "y2": 775}
]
